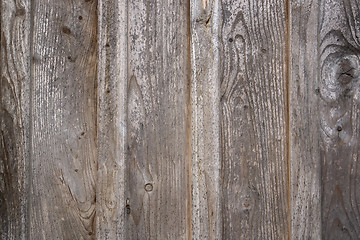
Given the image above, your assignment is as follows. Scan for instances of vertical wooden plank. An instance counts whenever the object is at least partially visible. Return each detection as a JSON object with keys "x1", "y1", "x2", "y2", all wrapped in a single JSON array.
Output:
[
  {"x1": 126, "y1": 0, "x2": 191, "y2": 239},
  {"x1": 190, "y1": 0, "x2": 222, "y2": 239},
  {"x1": 191, "y1": 0, "x2": 289, "y2": 239},
  {"x1": 96, "y1": 0, "x2": 128, "y2": 239},
  {"x1": 0, "y1": 0, "x2": 31, "y2": 239},
  {"x1": 202, "y1": 0, "x2": 288, "y2": 239},
  {"x1": 319, "y1": 0, "x2": 360, "y2": 238},
  {"x1": 30, "y1": 1, "x2": 97, "y2": 238},
  {"x1": 289, "y1": 0, "x2": 322, "y2": 238}
]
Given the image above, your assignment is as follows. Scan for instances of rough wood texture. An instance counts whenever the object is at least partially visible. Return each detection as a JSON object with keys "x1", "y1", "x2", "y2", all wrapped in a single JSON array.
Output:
[
  {"x1": 95, "y1": 0, "x2": 128, "y2": 239},
  {"x1": 191, "y1": 0, "x2": 289, "y2": 239},
  {"x1": 4, "y1": 0, "x2": 360, "y2": 239},
  {"x1": 190, "y1": 1, "x2": 222, "y2": 239},
  {"x1": 219, "y1": 0, "x2": 288, "y2": 239},
  {"x1": 30, "y1": 1, "x2": 97, "y2": 238},
  {"x1": 125, "y1": 0, "x2": 190, "y2": 239},
  {"x1": 0, "y1": 0, "x2": 31, "y2": 239},
  {"x1": 319, "y1": 0, "x2": 360, "y2": 238},
  {"x1": 289, "y1": 0, "x2": 321, "y2": 239}
]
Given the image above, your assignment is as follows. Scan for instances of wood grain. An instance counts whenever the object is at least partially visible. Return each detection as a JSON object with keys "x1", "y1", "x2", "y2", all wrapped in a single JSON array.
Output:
[
  {"x1": 190, "y1": 0, "x2": 222, "y2": 239},
  {"x1": 29, "y1": 0, "x2": 97, "y2": 238},
  {"x1": 0, "y1": 0, "x2": 31, "y2": 239},
  {"x1": 219, "y1": 0, "x2": 289, "y2": 239},
  {"x1": 319, "y1": 0, "x2": 360, "y2": 238},
  {"x1": 95, "y1": 0, "x2": 128, "y2": 239},
  {"x1": 125, "y1": 0, "x2": 190, "y2": 239},
  {"x1": 5, "y1": 1, "x2": 360, "y2": 239},
  {"x1": 289, "y1": 0, "x2": 321, "y2": 239}
]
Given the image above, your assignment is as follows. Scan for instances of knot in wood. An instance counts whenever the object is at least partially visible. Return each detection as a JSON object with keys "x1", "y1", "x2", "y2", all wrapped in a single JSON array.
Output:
[{"x1": 336, "y1": 57, "x2": 359, "y2": 85}]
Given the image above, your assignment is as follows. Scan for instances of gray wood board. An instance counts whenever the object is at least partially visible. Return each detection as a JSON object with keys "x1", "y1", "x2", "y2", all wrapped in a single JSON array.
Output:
[
  {"x1": 190, "y1": 0, "x2": 222, "y2": 239},
  {"x1": 319, "y1": 0, "x2": 360, "y2": 238},
  {"x1": 30, "y1": 1, "x2": 98, "y2": 238},
  {"x1": 289, "y1": 0, "x2": 321, "y2": 239},
  {"x1": 221, "y1": 0, "x2": 289, "y2": 238},
  {"x1": 125, "y1": 0, "x2": 190, "y2": 239},
  {"x1": 191, "y1": 0, "x2": 289, "y2": 239},
  {"x1": 0, "y1": 0, "x2": 31, "y2": 239},
  {"x1": 96, "y1": 0, "x2": 128, "y2": 239}
]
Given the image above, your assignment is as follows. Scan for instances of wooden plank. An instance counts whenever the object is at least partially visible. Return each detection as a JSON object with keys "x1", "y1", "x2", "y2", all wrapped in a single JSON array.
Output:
[
  {"x1": 0, "y1": 0, "x2": 31, "y2": 239},
  {"x1": 319, "y1": 0, "x2": 360, "y2": 238},
  {"x1": 190, "y1": 0, "x2": 222, "y2": 239},
  {"x1": 219, "y1": 0, "x2": 289, "y2": 239},
  {"x1": 289, "y1": 0, "x2": 322, "y2": 239},
  {"x1": 191, "y1": 0, "x2": 289, "y2": 239},
  {"x1": 95, "y1": 0, "x2": 128, "y2": 239},
  {"x1": 29, "y1": 1, "x2": 98, "y2": 238},
  {"x1": 125, "y1": 0, "x2": 191, "y2": 239}
]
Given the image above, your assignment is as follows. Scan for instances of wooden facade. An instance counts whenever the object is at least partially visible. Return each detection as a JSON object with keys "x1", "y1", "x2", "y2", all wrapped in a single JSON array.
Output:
[{"x1": 1, "y1": 0, "x2": 360, "y2": 239}]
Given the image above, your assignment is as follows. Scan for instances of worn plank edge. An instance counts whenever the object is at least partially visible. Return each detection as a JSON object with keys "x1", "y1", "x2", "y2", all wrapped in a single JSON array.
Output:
[
  {"x1": 96, "y1": 0, "x2": 128, "y2": 238},
  {"x1": 27, "y1": 0, "x2": 34, "y2": 238},
  {"x1": 286, "y1": 0, "x2": 291, "y2": 239}
]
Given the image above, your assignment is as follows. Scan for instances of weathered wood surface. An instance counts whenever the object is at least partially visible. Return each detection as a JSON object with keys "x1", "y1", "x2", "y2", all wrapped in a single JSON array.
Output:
[
  {"x1": 98, "y1": 0, "x2": 191, "y2": 239},
  {"x1": 96, "y1": 0, "x2": 128, "y2": 239},
  {"x1": 222, "y1": 1, "x2": 289, "y2": 238},
  {"x1": 3, "y1": 0, "x2": 360, "y2": 239},
  {"x1": 319, "y1": 0, "x2": 360, "y2": 238},
  {"x1": 30, "y1": 0, "x2": 98, "y2": 238},
  {"x1": 0, "y1": 0, "x2": 31, "y2": 239},
  {"x1": 190, "y1": 1, "x2": 222, "y2": 239},
  {"x1": 289, "y1": 0, "x2": 321, "y2": 239},
  {"x1": 125, "y1": 0, "x2": 190, "y2": 239},
  {"x1": 192, "y1": 0, "x2": 289, "y2": 239}
]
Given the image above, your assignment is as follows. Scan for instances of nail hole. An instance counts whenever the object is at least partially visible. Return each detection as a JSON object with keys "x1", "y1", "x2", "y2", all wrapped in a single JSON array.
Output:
[
  {"x1": 62, "y1": 26, "x2": 71, "y2": 35},
  {"x1": 78, "y1": 16, "x2": 83, "y2": 20},
  {"x1": 125, "y1": 199, "x2": 131, "y2": 214},
  {"x1": 145, "y1": 183, "x2": 153, "y2": 192},
  {"x1": 337, "y1": 126, "x2": 342, "y2": 132},
  {"x1": 229, "y1": 38, "x2": 233, "y2": 42}
]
